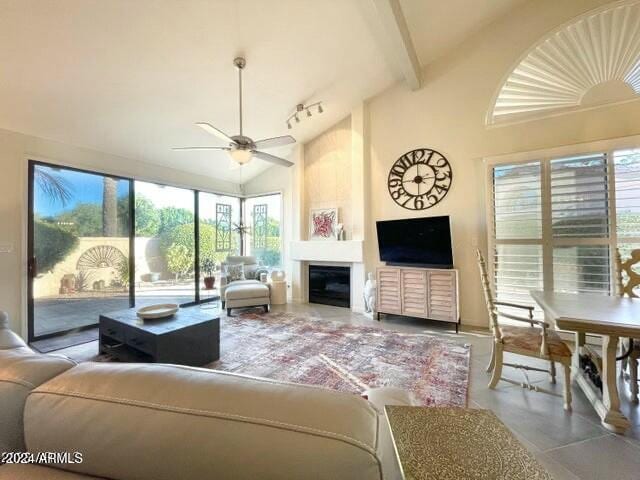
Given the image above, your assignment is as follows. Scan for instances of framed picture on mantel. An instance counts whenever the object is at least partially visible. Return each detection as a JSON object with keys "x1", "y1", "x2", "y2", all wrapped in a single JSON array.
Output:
[{"x1": 310, "y1": 208, "x2": 338, "y2": 240}]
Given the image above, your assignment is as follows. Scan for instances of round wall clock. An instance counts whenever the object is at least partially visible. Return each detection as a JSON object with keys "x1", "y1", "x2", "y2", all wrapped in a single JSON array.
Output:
[{"x1": 387, "y1": 148, "x2": 453, "y2": 210}]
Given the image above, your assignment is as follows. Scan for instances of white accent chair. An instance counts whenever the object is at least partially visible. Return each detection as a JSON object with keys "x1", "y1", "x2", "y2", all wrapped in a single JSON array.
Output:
[{"x1": 220, "y1": 255, "x2": 271, "y2": 316}]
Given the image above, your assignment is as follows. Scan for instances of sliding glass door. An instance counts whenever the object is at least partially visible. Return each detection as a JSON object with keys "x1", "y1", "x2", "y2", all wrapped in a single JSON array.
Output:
[
  {"x1": 28, "y1": 161, "x2": 282, "y2": 343},
  {"x1": 28, "y1": 162, "x2": 132, "y2": 341},
  {"x1": 134, "y1": 181, "x2": 196, "y2": 307}
]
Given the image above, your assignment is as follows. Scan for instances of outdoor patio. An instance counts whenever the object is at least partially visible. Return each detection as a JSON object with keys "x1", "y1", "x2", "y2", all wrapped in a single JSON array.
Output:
[{"x1": 34, "y1": 282, "x2": 218, "y2": 337}]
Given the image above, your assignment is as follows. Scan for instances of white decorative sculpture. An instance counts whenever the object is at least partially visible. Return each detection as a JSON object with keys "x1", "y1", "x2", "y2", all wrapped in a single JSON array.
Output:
[
  {"x1": 0, "y1": 311, "x2": 8, "y2": 329},
  {"x1": 363, "y1": 272, "x2": 377, "y2": 314},
  {"x1": 335, "y1": 223, "x2": 344, "y2": 241}
]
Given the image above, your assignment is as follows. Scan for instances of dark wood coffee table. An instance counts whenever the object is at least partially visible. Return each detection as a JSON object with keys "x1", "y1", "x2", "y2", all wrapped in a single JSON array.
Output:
[{"x1": 99, "y1": 306, "x2": 219, "y2": 366}]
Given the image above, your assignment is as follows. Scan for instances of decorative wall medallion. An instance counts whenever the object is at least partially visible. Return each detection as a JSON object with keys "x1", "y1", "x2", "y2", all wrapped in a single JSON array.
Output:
[
  {"x1": 309, "y1": 208, "x2": 338, "y2": 240},
  {"x1": 76, "y1": 245, "x2": 126, "y2": 270},
  {"x1": 387, "y1": 148, "x2": 453, "y2": 210}
]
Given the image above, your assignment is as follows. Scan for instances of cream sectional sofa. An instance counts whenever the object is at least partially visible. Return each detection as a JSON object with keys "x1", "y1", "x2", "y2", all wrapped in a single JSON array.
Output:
[{"x1": 0, "y1": 313, "x2": 407, "y2": 479}]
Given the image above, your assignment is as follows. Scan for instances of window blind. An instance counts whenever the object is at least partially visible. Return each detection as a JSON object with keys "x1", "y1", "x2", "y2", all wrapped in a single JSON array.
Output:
[
  {"x1": 549, "y1": 154, "x2": 610, "y2": 295},
  {"x1": 493, "y1": 162, "x2": 542, "y2": 240},
  {"x1": 490, "y1": 146, "x2": 640, "y2": 321},
  {"x1": 492, "y1": 162, "x2": 543, "y2": 317}
]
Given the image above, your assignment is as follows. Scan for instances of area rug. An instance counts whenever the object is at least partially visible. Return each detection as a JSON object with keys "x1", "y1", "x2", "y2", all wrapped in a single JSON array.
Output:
[{"x1": 209, "y1": 310, "x2": 470, "y2": 407}]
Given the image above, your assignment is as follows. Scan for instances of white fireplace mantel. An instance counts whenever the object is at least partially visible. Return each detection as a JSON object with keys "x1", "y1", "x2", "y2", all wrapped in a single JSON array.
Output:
[{"x1": 290, "y1": 240, "x2": 364, "y2": 263}]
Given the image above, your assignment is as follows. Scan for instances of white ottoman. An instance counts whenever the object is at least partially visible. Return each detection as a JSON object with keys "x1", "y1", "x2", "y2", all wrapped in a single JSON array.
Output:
[{"x1": 225, "y1": 280, "x2": 271, "y2": 316}]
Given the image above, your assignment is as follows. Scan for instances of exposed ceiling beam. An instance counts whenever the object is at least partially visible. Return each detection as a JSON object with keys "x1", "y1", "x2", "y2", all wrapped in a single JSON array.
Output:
[{"x1": 370, "y1": 0, "x2": 421, "y2": 90}]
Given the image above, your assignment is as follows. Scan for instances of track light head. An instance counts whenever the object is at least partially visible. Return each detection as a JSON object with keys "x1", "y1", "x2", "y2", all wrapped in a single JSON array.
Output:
[
  {"x1": 287, "y1": 122, "x2": 292, "y2": 129},
  {"x1": 295, "y1": 114, "x2": 300, "y2": 123},
  {"x1": 306, "y1": 109, "x2": 312, "y2": 117},
  {"x1": 318, "y1": 104, "x2": 323, "y2": 114}
]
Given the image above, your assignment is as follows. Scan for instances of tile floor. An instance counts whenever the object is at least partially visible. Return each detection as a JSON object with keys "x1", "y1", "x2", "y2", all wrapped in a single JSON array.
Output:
[{"x1": 56, "y1": 302, "x2": 640, "y2": 480}]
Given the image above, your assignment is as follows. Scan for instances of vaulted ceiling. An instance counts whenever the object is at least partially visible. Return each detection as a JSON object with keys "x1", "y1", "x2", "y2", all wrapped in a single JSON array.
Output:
[{"x1": 0, "y1": 0, "x2": 528, "y2": 184}]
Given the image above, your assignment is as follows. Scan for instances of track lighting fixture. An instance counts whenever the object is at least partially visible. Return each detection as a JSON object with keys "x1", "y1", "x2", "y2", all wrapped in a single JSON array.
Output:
[{"x1": 286, "y1": 101, "x2": 324, "y2": 129}]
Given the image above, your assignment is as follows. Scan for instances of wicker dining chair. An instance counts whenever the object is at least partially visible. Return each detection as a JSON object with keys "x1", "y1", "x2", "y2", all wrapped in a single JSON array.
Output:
[
  {"x1": 615, "y1": 248, "x2": 640, "y2": 403},
  {"x1": 477, "y1": 249, "x2": 572, "y2": 411}
]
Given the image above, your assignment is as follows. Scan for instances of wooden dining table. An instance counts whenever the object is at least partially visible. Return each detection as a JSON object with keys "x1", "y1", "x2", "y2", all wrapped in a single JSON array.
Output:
[{"x1": 531, "y1": 290, "x2": 640, "y2": 434}]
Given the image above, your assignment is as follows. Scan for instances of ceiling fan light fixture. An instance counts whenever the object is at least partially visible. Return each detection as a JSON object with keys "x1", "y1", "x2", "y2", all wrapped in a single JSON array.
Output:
[
  {"x1": 176, "y1": 57, "x2": 295, "y2": 169},
  {"x1": 229, "y1": 148, "x2": 253, "y2": 165}
]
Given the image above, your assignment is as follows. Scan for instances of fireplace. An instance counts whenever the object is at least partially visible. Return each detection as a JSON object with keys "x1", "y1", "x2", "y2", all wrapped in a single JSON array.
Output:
[{"x1": 308, "y1": 265, "x2": 350, "y2": 308}]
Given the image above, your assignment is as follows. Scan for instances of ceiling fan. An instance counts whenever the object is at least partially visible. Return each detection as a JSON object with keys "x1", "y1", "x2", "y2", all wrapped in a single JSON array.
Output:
[{"x1": 173, "y1": 57, "x2": 296, "y2": 167}]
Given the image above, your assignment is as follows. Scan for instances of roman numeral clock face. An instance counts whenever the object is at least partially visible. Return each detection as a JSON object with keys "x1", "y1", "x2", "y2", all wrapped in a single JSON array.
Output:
[{"x1": 387, "y1": 148, "x2": 453, "y2": 210}]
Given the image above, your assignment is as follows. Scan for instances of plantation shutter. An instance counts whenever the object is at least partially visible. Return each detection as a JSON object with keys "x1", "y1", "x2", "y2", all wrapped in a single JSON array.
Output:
[
  {"x1": 550, "y1": 154, "x2": 611, "y2": 295},
  {"x1": 615, "y1": 149, "x2": 640, "y2": 261},
  {"x1": 492, "y1": 162, "x2": 544, "y2": 318}
]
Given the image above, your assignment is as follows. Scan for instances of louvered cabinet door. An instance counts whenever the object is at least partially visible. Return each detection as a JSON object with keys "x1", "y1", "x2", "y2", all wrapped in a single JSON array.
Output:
[
  {"x1": 401, "y1": 269, "x2": 428, "y2": 317},
  {"x1": 427, "y1": 270, "x2": 458, "y2": 322},
  {"x1": 377, "y1": 268, "x2": 402, "y2": 314}
]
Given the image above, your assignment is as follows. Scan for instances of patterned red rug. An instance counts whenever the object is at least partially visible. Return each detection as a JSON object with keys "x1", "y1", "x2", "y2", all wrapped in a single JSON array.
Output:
[{"x1": 209, "y1": 310, "x2": 470, "y2": 407}]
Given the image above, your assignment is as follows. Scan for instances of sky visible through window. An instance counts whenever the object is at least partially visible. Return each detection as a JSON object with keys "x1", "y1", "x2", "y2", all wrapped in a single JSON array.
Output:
[{"x1": 35, "y1": 166, "x2": 128, "y2": 217}]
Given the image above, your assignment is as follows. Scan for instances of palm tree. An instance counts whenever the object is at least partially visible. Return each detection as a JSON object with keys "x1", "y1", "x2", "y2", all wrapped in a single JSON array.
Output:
[
  {"x1": 34, "y1": 168, "x2": 72, "y2": 206},
  {"x1": 102, "y1": 177, "x2": 118, "y2": 237}
]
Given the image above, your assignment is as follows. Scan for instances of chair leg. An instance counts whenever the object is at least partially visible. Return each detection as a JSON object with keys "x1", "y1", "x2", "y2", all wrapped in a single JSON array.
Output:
[
  {"x1": 562, "y1": 363, "x2": 572, "y2": 411},
  {"x1": 227, "y1": 308, "x2": 232, "y2": 317},
  {"x1": 630, "y1": 352, "x2": 639, "y2": 404},
  {"x1": 621, "y1": 339, "x2": 629, "y2": 378},
  {"x1": 488, "y1": 343, "x2": 503, "y2": 389},
  {"x1": 549, "y1": 361, "x2": 557, "y2": 384},
  {"x1": 486, "y1": 341, "x2": 495, "y2": 373},
  {"x1": 264, "y1": 304, "x2": 269, "y2": 313}
]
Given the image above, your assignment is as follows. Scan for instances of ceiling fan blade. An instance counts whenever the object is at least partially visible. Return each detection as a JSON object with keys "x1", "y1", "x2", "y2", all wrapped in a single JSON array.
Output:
[
  {"x1": 172, "y1": 146, "x2": 231, "y2": 151},
  {"x1": 253, "y1": 135, "x2": 296, "y2": 150},
  {"x1": 252, "y1": 150, "x2": 294, "y2": 167},
  {"x1": 195, "y1": 122, "x2": 236, "y2": 145}
]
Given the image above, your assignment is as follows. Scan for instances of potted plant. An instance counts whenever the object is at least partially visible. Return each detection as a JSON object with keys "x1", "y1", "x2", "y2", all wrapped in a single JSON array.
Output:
[{"x1": 201, "y1": 258, "x2": 216, "y2": 290}]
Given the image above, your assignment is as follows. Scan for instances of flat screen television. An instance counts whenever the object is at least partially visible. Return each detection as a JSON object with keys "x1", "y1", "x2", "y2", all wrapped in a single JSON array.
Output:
[{"x1": 376, "y1": 216, "x2": 453, "y2": 268}]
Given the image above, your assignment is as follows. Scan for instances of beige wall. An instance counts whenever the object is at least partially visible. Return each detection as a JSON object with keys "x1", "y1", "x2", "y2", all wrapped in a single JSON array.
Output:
[
  {"x1": 268, "y1": 0, "x2": 640, "y2": 327},
  {"x1": 0, "y1": 127, "x2": 241, "y2": 335},
  {"x1": 303, "y1": 116, "x2": 353, "y2": 239},
  {"x1": 365, "y1": 0, "x2": 640, "y2": 327}
]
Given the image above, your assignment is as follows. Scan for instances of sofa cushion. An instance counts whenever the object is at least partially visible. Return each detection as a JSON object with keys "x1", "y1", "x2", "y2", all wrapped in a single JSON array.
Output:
[
  {"x1": 0, "y1": 348, "x2": 75, "y2": 454},
  {"x1": 0, "y1": 329, "x2": 28, "y2": 350},
  {"x1": 225, "y1": 280, "x2": 270, "y2": 301},
  {"x1": 226, "y1": 263, "x2": 245, "y2": 282},
  {"x1": 24, "y1": 363, "x2": 382, "y2": 480},
  {"x1": 0, "y1": 311, "x2": 27, "y2": 350}
]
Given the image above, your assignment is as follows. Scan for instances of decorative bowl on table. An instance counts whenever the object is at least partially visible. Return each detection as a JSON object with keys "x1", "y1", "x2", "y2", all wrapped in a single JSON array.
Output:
[{"x1": 136, "y1": 304, "x2": 179, "y2": 320}]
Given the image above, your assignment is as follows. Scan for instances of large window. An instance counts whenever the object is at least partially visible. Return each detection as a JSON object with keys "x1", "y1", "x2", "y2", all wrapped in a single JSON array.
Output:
[
  {"x1": 198, "y1": 192, "x2": 241, "y2": 300},
  {"x1": 29, "y1": 160, "x2": 283, "y2": 343},
  {"x1": 134, "y1": 181, "x2": 196, "y2": 307},
  {"x1": 30, "y1": 164, "x2": 132, "y2": 340},
  {"x1": 243, "y1": 193, "x2": 282, "y2": 268},
  {"x1": 489, "y1": 146, "x2": 640, "y2": 318}
]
